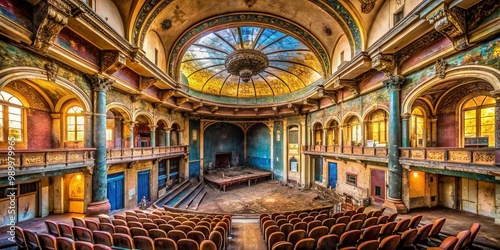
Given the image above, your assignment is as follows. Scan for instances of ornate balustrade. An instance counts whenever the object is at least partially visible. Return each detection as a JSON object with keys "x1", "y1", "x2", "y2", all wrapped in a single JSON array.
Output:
[
  {"x1": 304, "y1": 145, "x2": 388, "y2": 157},
  {"x1": 0, "y1": 148, "x2": 95, "y2": 174},
  {"x1": 106, "y1": 145, "x2": 187, "y2": 162},
  {"x1": 400, "y1": 147, "x2": 496, "y2": 165}
]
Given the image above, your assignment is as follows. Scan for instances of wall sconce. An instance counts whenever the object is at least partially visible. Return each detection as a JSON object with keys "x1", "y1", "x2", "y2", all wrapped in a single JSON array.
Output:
[{"x1": 276, "y1": 130, "x2": 281, "y2": 141}]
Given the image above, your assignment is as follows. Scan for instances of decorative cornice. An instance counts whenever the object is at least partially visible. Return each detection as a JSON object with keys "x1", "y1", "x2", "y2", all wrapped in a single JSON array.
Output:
[
  {"x1": 210, "y1": 106, "x2": 218, "y2": 113},
  {"x1": 176, "y1": 97, "x2": 189, "y2": 106},
  {"x1": 302, "y1": 99, "x2": 319, "y2": 111},
  {"x1": 44, "y1": 62, "x2": 59, "y2": 82},
  {"x1": 32, "y1": 0, "x2": 71, "y2": 53},
  {"x1": 383, "y1": 75, "x2": 404, "y2": 90},
  {"x1": 131, "y1": 94, "x2": 142, "y2": 103},
  {"x1": 467, "y1": 0, "x2": 500, "y2": 30},
  {"x1": 139, "y1": 76, "x2": 158, "y2": 91},
  {"x1": 89, "y1": 74, "x2": 114, "y2": 92},
  {"x1": 334, "y1": 79, "x2": 359, "y2": 96},
  {"x1": 371, "y1": 51, "x2": 394, "y2": 76},
  {"x1": 192, "y1": 102, "x2": 203, "y2": 111},
  {"x1": 159, "y1": 89, "x2": 176, "y2": 101},
  {"x1": 131, "y1": 47, "x2": 146, "y2": 64},
  {"x1": 287, "y1": 103, "x2": 299, "y2": 114},
  {"x1": 101, "y1": 50, "x2": 126, "y2": 75},
  {"x1": 426, "y1": 3, "x2": 469, "y2": 51},
  {"x1": 395, "y1": 31, "x2": 443, "y2": 65},
  {"x1": 317, "y1": 86, "x2": 338, "y2": 104},
  {"x1": 435, "y1": 59, "x2": 448, "y2": 79}
]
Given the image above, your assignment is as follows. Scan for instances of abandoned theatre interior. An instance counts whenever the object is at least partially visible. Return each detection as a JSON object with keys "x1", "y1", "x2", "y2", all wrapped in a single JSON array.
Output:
[{"x1": 0, "y1": 0, "x2": 499, "y2": 249}]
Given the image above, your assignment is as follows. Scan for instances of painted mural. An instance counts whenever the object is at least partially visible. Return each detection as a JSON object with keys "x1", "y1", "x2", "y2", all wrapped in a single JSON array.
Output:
[
  {"x1": 55, "y1": 28, "x2": 100, "y2": 65},
  {"x1": 401, "y1": 36, "x2": 451, "y2": 71},
  {"x1": 113, "y1": 67, "x2": 140, "y2": 89},
  {"x1": 0, "y1": 0, "x2": 32, "y2": 30},
  {"x1": 362, "y1": 88, "x2": 389, "y2": 110},
  {"x1": 203, "y1": 122, "x2": 244, "y2": 168},
  {"x1": 358, "y1": 71, "x2": 385, "y2": 91},
  {"x1": 247, "y1": 123, "x2": 271, "y2": 171},
  {"x1": 107, "y1": 89, "x2": 132, "y2": 107}
]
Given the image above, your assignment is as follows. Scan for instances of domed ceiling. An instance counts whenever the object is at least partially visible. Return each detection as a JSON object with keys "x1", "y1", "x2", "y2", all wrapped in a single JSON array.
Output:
[{"x1": 178, "y1": 25, "x2": 324, "y2": 98}]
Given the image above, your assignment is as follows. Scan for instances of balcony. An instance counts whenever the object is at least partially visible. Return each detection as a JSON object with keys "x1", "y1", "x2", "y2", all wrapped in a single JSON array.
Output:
[
  {"x1": 303, "y1": 145, "x2": 388, "y2": 163},
  {"x1": 0, "y1": 148, "x2": 95, "y2": 179},
  {"x1": 106, "y1": 145, "x2": 187, "y2": 164},
  {"x1": 400, "y1": 147, "x2": 497, "y2": 167}
]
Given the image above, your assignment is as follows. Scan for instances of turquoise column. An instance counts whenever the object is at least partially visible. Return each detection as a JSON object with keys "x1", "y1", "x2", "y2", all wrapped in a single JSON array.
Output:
[
  {"x1": 165, "y1": 129, "x2": 171, "y2": 146},
  {"x1": 383, "y1": 75, "x2": 408, "y2": 213},
  {"x1": 401, "y1": 113, "x2": 411, "y2": 147},
  {"x1": 87, "y1": 74, "x2": 114, "y2": 215},
  {"x1": 150, "y1": 125, "x2": 157, "y2": 147}
]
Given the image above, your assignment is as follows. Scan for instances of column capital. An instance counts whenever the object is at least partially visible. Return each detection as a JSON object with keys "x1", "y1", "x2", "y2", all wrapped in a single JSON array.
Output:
[
  {"x1": 371, "y1": 51, "x2": 395, "y2": 76},
  {"x1": 124, "y1": 121, "x2": 136, "y2": 127},
  {"x1": 426, "y1": 3, "x2": 468, "y2": 51},
  {"x1": 101, "y1": 50, "x2": 126, "y2": 75},
  {"x1": 50, "y1": 113, "x2": 61, "y2": 119},
  {"x1": 90, "y1": 74, "x2": 114, "y2": 92},
  {"x1": 400, "y1": 113, "x2": 412, "y2": 119},
  {"x1": 490, "y1": 90, "x2": 500, "y2": 100},
  {"x1": 149, "y1": 125, "x2": 158, "y2": 131},
  {"x1": 32, "y1": 0, "x2": 71, "y2": 53},
  {"x1": 383, "y1": 75, "x2": 404, "y2": 91},
  {"x1": 164, "y1": 128, "x2": 173, "y2": 132}
]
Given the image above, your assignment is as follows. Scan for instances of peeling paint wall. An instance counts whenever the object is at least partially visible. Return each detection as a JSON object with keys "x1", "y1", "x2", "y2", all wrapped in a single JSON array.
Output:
[{"x1": 439, "y1": 176, "x2": 457, "y2": 209}]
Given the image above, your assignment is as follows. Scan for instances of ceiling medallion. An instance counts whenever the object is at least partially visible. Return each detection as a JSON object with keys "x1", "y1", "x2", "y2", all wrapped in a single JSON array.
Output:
[{"x1": 225, "y1": 49, "x2": 269, "y2": 83}]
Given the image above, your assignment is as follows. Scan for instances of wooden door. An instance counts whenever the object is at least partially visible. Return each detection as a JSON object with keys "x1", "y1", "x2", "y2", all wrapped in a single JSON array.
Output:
[
  {"x1": 137, "y1": 170, "x2": 150, "y2": 203},
  {"x1": 370, "y1": 169, "x2": 386, "y2": 203},
  {"x1": 107, "y1": 172, "x2": 124, "y2": 211},
  {"x1": 461, "y1": 178, "x2": 478, "y2": 214}
]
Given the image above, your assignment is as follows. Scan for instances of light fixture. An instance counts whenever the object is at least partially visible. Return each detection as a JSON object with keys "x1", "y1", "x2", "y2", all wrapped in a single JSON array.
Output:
[
  {"x1": 413, "y1": 172, "x2": 418, "y2": 178},
  {"x1": 225, "y1": 49, "x2": 269, "y2": 83}
]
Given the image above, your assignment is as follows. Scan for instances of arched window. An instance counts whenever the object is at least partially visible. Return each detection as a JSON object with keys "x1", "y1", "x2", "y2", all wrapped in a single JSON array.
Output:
[
  {"x1": 411, "y1": 108, "x2": 425, "y2": 147},
  {"x1": 67, "y1": 106, "x2": 84, "y2": 142},
  {"x1": 313, "y1": 123, "x2": 323, "y2": 145},
  {"x1": 368, "y1": 110, "x2": 388, "y2": 144},
  {"x1": 346, "y1": 116, "x2": 361, "y2": 146},
  {"x1": 0, "y1": 91, "x2": 24, "y2": 142},
  {"x1": 462, "y1": 96, "x2": 495, "y2": 147},
  {"x1": 326, "y1": 120, "x2": 339, "y2": 146}
]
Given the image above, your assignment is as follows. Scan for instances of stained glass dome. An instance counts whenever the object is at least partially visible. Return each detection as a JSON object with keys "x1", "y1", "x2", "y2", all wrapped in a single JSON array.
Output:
[{"x1": 179, "y1": 26, "x2": 324, "y2": 98}]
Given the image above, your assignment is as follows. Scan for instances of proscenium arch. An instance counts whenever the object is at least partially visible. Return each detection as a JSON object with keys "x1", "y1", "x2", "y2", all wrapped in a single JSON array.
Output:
[
  {"x1": 132, "y1": 0, "x2": 363, "y2": 55},
  {"x1": 106, "y1": 102, "x2": 133, "y2": 122},
  {"x1": 168, "y1": 13, "x2": 331, "y2": 78},
  {"x1": 0, "y1": 67, "x2": 92, "y2": 112},
  {"x1": 402, "y1": 65, "x2": 500, "y2": 114}
]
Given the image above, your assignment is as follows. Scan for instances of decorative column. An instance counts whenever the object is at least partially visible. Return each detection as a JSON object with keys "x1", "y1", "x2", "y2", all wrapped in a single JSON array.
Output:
[
  {"x1": 199, "y1": 122, "x2": 205, "y2": 181},
  {"x1": 383, "y1": 75, "x2": 408, "y2": 213},
  {"x1": 149, "y1": 125, "x2": 157, "y2": 147},
  {"x1": 268, "y1": 121, "x2": 274, "y2": 172},
  {"x1": 83, "y1": 112, "x2": 93, "y2": 148},
  {"x1": 282, "y1": 119, "x2": 288, "y2": 182},
  {"x1": 492, "y1": 91, "x2": 500, "y2": 166},
  {"x1": 86, "y1": 74, "x2": 114, "y2": 215},
  {"x1": 401, "y1": 113, "x2": 411, "y2": 147},
  {"x1": 178, "y1": 129, "x2": 184, "y2": 145},
  {"x1": 165, "y1": 128, "x2": 171, "y2": 146},
  {"x1": 299, "y1": 115, "x2": 307, "y2": 186},
  {"x1": 322, "y1": 128, "x2": 327, "y2": 147},
  {"x1": 50, "y1": 113, "x2": 61, "y2": 148},
  {"x1": 429, "y1": 116, "x2": 438, "y2": 146},
  {"x1": 125, "y1": 122, "x2": 135, "y2": 148}
]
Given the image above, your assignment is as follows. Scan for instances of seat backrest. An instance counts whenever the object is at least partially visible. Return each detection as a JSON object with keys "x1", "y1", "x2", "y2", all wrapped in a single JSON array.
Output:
[
  {"x1": 393, "y1": 218, "x2": 411, "y2": 233},
  {"x1": 98, "y1": 217, "x2": 112, "y2": 224},
  {"x1": 265, "y1": 225, "x2": 280, "y2": 242},
  {"x1": 294, "y1": 222, "x2": 307, "y2": 231},
  {"x1": 85, "y1": 220, "x2": 100, "y2": 231},
  {"x1": 332, "y1": 212, "x2": 343, "y2": 219},
  {"x1": 294, "y1": 238, "x2": 315, "y2": 250},
  {"x1": 209, "y1": 231, "x2": 222, "y2": 250},
  {"x1": 378, "y1": 235, "x2": 401, "y2": 250},
  {"x1": 387, "y1": 213, "x2": 398, "y2": 222},
  {"x1": 429, "y1": 218, "x2": 446, "y2": 237},
  {"x1": 115, "y1": 225, "x2": 130, "y2": 236},
  {"x1": 200, "y1": 239, "x2": 217, "y2": 250},
  {"x1": 408, "y1": 215, "x2": 423, "y2": 229},
  {"x1": 346, "y1": 220, "x2": 363, "y2": 231},
  {"x1": 143, "y1": 222, "x2": 159, "y2": 230},
  {"x1": 308, "y1": 226, "x2": 328, "y2": 242},
  {"x1": 336, "y1": 216, "x2": 350, "y2": 225},
  {"x1": 99, "y1": 223, "x2": 115, "y2": 234},
  {"x1": 38, "y1": 233, "x2": 57, "y2": 250},
  {"x1": 344, "y1": 210, "x2": 355, "y2": 217},
  {"x1": 465, "y1": 223, "x2": 481, "y2": 247},
  {"x1": 58, "y1": 223, "x2": 75, "y2": 239},
  {"x1": 329, "y1": 223, "x2": 346, "y2": 238},
  {"x1": 453, "y1": 230, "x2": 471, "y2": 250},
  {"x1": 14, "y1": 226, "x2": 27, "y2": 249},
  {"x1": 168, "y1": 229, "x2": 187, "y2": 242},
  {"x1": 356, "y1": 206, "x2": 366, "y2": 213},
  {"x1": 413, "y1": 223, "x2": 433, "y2": 244},
  {"x1": 289, "y1": 218, "x2": 301, "y2": 225},
  {"x1": 72, "y1": 217, "x2": 86, "y2": 227},
  {"x1": 149, "y1": 228, "x2": 168, "y2": 240},
  {"x1": 127, "y1": 221, "x2": 143, "y2": 228},
  {"x1": 56, "y1": 237, "x2": 75, "y2": 250},
  {"x1": 133, "y1": 235, "x2": 155, "y2": 250},
  {"x1": 113, "y1": 233, "x2": 134, "y2": 249},
  {"x1": 93, "y1": 244, "x2": 112, "y2": 250},
  {"x1": 351, "y1": 213, "x2": 366, "y2": 221},
  {"x1": 439, "y1": 236, "x2": 458, "y2": 250},
  {"x1": 74, "y1": 241, "x2": 94, "y2": 250},
  {"x1": 271, "y1": 241, "x2": 293, "y2": 250},
  {"x1": 360, "y1": 225, "x2": 381, "y2": 242},
  {"x1": 399, "y1": 229, "x2": 417, "y2": 248},
  {"x1": 338, "y1": 229, "x2": 361, "y2": 248},
  {"x1": 287, "y1": 229, "x2": 307, "y2": 246},
  {"x1": 93, "y1": 231, "x2": 113, "y2": 246},
  {"x1": 377, "y1": 215, "x2": 388, "y2": 225},
  {"x1": 154, "y1": 237, "x2": 178, "y2": 250},
  {"x1": 280, "y1": 223, "x2": 293, "y2": 240},
  {"x1": 321, "y1": 218, "x2": 336, "y2": 230},
  {"x1": 45, "y1": 220, "x2": 61, "y2": 237},
  {"x1": 306, "y1": 220, "x2": 322, "y2": 233},
  {"x1": 316, "y1": 234, "x2": 339, "y2": 250},
  {"x1": 73, "y1": 226, "x2": 93, "y2": 243},
  {"x1": 379, "y1": 222, "x2": 397, "y2": 238},
  {"x1": 268, "y1": 232, "x2": 285, "y2": 250},
  {"x1": 187, "y1": 230, "x2": 206, "y2": 245},
  {"x1": 111, "y1": 219, "x2": 127, "y2": 226},
  {"x1": 160, "y1": 223, "x2": 175, "y2": 234},
  {"x1": 362, "y1": 217, "x2": 378, "y2": 229},
  {"x1": 357, "y1": 240, "x2": 379, "y2": 250},
  {"x1": 113, "y1": 214, "x2": 126, "y2": 221},
  {"x1": 194, "y1": 225, "x2": 210, "y2": 239},
  {"x1": 131, "y1": 227, "x2": 150, "y2": 238}
]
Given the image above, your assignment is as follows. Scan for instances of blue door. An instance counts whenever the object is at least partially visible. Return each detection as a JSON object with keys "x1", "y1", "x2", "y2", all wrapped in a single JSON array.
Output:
[
  {"x1": 107, "y1": 172, "x2": 124, "y2": 211},
  {"x1": 137, "y1": 170, "x2": 150, "y2": 204},
  {"x1": 328, "y1": 162, "x2": 338, "y2": 188}
]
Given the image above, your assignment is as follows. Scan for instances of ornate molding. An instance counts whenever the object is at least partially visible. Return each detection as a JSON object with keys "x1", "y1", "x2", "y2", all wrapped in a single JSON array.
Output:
[
  {"x1": 192, "y1": 102, "x2": 203, "y2": 111},
  {"x1": 468, "y1": 0, "x2": 500, "y2": 30},
  {"x1": 287, "y1": 103, "x2": 299, "y2": 114},
  {"x1": 396, "y1": 31, "x2": 442, "y2": 65},
  {"x1": 89, "y1": 74, "x2": 114, "y2": 92},
  {"x1": 334, "y1": 79, "x2": 359, "y2": 96},
  {"x1": 426, "y1": 3, "x2": 469, "y2": 51},
  {"x1": 272, "y1": 106, "x2": 279, "y2": 115},
  {"x1": 32, "y1": 0, "x2": 71, "y2": 53},
  {"x1": 435, "y1": 59, "x2": 448, "y2": 79},
  {"x1": 139, "y1": 76, "x2": 158, "y2": 91},
  {"x1": 371, "y1": 52, "x2": 394, "y2": 76},
  {"x1": 317, "y1": 87, "x2": 338, "y2": 104},
  {"x1": 176, "y1": 97, "x2": 189, "y2": 106},
  {"x1": 210, "y1": 106, "x2": 218, "y2": 113},
  {"x1": 101, "y1": 50, "x2": 126, "y2": 75},
  {"x1": 44, "y1": 62, "x2": 59, "y2": 82},
  {"x1": 302, "y1": 99, "x2": 319, "y2": 111},
  {"x1": 131, "y1": 47, "x2": 146, "y2": 64},
  {"x1": 130, "y1": 94, "x2": 141, "y2": 103},
  {"x1": 360, "y1": 0, "x2": 377, "y2": 14},
  {"x1": 383, "y1": 75, "x2": 404, "y2": 90},
  {"x1": 159, "y1": 90, "x2": 176, "y2": 102}
]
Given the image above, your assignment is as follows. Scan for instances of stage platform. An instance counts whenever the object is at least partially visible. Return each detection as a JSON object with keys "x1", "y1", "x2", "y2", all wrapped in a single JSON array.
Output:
[{"x1": 204, "y1": 167, "x2": 273, "y2": 192}]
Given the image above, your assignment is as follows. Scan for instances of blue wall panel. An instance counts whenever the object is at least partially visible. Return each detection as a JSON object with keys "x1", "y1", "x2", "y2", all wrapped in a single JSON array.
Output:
[
  {"x1": 273, "y1": 121, "x2": 284, "y2": 180},
  {"x1": 189, "y1": 119, "x2": 201, "y2": 178},
  {"x1": 189, "y1": 161, "x2": 200, "y2": 179},
  {"x1": 204, "y1": 122, "x2": 244, "y2": 167},
  {"x1": 247, "y1": 123, "x2": 271, "y2": 170}
]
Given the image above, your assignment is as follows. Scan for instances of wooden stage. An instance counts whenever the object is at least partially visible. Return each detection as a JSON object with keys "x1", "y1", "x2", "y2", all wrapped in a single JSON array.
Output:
[{"x1": 204, "y1": 167, "x2": 273, "y2": 192}]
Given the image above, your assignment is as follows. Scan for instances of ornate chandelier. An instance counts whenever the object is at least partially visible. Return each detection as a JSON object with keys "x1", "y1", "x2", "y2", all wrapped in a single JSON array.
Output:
[{"x1": 225, "y1": 49, "x2": 269, "y2": 83}]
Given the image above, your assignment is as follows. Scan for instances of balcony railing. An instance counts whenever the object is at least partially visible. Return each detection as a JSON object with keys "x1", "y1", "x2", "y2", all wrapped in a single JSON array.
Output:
[
  {"x1": 106, "y1": 145, "x2": 187, "y2": 162},
  {"x1": 400, "y1": 147, "x2": 496, "y2": 165},
  {"x1": 0, "y1": 148, "x2": 95, "y2": 170},
  {"x1": 303, "y1": 145, "x2": 388, "y2": 157}
]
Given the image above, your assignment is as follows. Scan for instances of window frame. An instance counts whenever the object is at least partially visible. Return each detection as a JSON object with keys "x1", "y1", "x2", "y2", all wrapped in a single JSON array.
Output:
[
  {"x1": 0, "y1": 91, "x2": 26, "y2": 145},
  {"x1": 346, "y1": 173, "x2": 357, "y2": 186},
  {"x1": 66, "y1": 106, "x2": 85, "y2": 142},
  {"x1": 461, "y1": 96, "x2": 495, "y2": 147}
]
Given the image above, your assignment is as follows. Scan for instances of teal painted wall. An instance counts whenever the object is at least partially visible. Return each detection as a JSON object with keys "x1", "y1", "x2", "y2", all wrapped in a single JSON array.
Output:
[
  {"x1": 204, "y1": 122, "x2": 244, "y2": 167},
  {"x1": 189, "y1": 119, "x2": 200, "y2": 178},
  {"x1": 247, "y1": 123, "x2": 271, "y2": 170},
  {"x1": 273, "y1": 121, "x2": 284, "y2": 180}
]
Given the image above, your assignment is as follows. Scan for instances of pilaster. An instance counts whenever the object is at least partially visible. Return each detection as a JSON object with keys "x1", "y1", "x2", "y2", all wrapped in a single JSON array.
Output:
[
  {"x1": 401, "y1": 113, "x2": 411, "y2": 147},
  {"x1": 491, "y1": 91, "x2": 500, "y2": 166}
]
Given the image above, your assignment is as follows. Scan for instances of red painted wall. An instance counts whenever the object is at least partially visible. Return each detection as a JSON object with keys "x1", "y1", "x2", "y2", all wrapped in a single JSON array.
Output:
[
  {"x1": 437, "y1": 112, "x2": 456, "y2": 147},
  {"x1": 28, "y1": 110, "x2": 52, "y2": 149}
]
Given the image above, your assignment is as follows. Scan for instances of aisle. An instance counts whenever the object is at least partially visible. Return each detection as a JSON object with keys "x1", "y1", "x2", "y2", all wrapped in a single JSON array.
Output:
[{"x1": 228, "y1": 218, "x2": 266, "y2": 250}]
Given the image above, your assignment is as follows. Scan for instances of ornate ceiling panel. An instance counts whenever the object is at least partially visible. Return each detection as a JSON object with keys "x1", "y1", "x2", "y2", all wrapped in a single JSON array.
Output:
[{"x1": 179, "y1": 26, "x2": 323, "y2": 98}]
